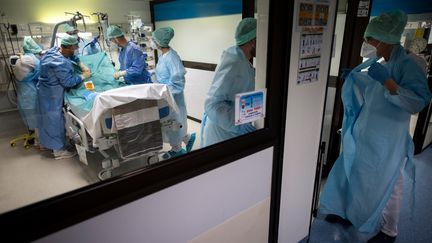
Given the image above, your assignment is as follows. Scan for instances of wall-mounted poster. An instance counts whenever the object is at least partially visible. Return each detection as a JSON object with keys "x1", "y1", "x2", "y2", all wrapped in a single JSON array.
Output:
[
  {"x1": 297, "y1": 0, "x2": 330, "y2": 30},
  {"x1": 357, "y1": 0, "x2": 370, "y2": 17},
  {"x1": 297, "y1": 32, "x2": 323, "y2": 85},
  {"x1": 298, "y1": 2, "x2": 314, "y2": 27},
  {"x1": 314, "y1": 4, "x2": 329, "y2": 26}
]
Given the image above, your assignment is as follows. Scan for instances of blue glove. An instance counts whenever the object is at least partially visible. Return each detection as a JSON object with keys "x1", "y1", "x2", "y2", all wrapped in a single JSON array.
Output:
[
  {"x1": 368, "y1": 62, "x2": 390, "y2": 85},
  {"x1": 90, "y1": 37, "x2": 98, "y2": 47},
  {"x1": 340, "y1": 68, "x2": 352, "y2": 80}
]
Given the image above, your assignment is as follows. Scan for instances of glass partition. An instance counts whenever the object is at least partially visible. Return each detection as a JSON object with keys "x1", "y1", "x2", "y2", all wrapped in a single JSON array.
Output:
[{"x1": 0, "y1": 0, "x2": 268, "y2": 215}]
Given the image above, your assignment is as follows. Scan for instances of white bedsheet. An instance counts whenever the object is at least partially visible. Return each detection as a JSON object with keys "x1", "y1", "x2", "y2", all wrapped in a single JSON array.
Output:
[{"x1": 81, "y1": 83, "x2": 179, "y2": 140}]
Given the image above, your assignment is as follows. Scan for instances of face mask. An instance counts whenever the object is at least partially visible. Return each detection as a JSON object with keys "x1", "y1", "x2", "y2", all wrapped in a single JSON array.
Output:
[
  {"x1": 150, "y1": 39, "x2": 159, "y2": 50},
  {"x1": 111, "y1": 42, "x2": 118, "y2": 48},
  {"x1": 73, "y1": 48, "x2": 80, "y2": 56},
  {"x1": 360, "y1": 42, "x2": 377, "y2": 59}
]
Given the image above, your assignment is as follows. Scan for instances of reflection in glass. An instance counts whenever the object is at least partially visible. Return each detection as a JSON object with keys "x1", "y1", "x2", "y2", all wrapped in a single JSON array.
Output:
[
  {"x1": 201, "y1": 18, "x2": 258, "y2": 147},
  {"x1": 1, "y1": 4, "x2": 186, "y2": 214}
]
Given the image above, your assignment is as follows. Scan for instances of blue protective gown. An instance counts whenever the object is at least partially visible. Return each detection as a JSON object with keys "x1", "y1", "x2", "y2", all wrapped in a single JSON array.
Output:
[
  {"x1": 37, "y1": 47, "x2": 83, "y2": 150},
  {"x1": 320, "y1": 45, "x2": 431, "y2": 233},
  {"x1": 119, "y1": 41, "x2": 151, "y2": 85},
  {"x1": 155, "y1": 48, "x2": 187, "y2": 145},
  {"x1": 201, "y1": 46, "x2": 256, "y2": 147},
  {"x1": 16, "y1": 53, "x2": 40, "y2": 129}
]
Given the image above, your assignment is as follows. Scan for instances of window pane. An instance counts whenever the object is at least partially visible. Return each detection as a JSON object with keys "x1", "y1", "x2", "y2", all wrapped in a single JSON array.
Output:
[{"x1": 0, "y1": 0, "x2": 268, "y2": 214}]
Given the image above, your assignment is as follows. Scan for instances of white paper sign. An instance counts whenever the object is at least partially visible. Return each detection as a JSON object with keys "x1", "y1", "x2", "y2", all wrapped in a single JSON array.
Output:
[{"x1": 235, "y1": 89, "x2": 266, "y2": 125}]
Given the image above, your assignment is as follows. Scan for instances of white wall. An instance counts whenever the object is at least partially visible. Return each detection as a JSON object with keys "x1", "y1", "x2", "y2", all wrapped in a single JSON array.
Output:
[
  {"x1": 278, "y1": 0, "x2": 337, "y2": 242},
  {"x1": 189, "y1": 198, "x2": 270, "y2": 243},
  {"x1": 35, "y1": 147, "x2": 274, "y2": 243},
  {"x1": 0, "y1": 0, "x2": 150, "y2": 24},
  {"x1": 184, "y1": 68, "x2": 214, "y2": 120},
  {"x1": 155, "y1": 14, "x2": 241, "y2": 64},
  {"x1": 154, "y1": 14, "x2": 240, "y2": 121}
]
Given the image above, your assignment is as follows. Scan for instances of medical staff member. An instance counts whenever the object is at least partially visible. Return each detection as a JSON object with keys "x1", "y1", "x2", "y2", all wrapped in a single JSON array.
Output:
[
  {"x1": 319, "y1": 10, "x2": 432, "y2": 243},
  {"x1": 13, "y1": 37, "x2": 43, "y2": 141},
  {"x1": 152, "y1": 27, "x2": 196, "y2": 159},
  {"x1": 201, "y1": 18, "x2": 257, "y2": 147},
  {"x1": 106, "y1": 25, "x2": 151, "y2": 84},
  {"x1": 37, "y1": 34, "x2": 92, "y2": 159},
  {"x1": 64, "y1": 23, "x2": 99, "y2": 56}
]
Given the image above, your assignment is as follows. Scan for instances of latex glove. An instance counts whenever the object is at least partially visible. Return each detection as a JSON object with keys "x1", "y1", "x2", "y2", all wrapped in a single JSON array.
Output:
[
  {"x1": 79, "y1": 62, "x2": 90, "y2": 73},
  {"x1": 90, "y1": 37, "x2": 98, "y2": 47},
  {"x1": 113, "y1": 70, "x2": 127, "y2": 80},
  {"x1": 81, "y1": 70, "x2": 92, "y2": 80},
  {"x1": 368, "y1": 62, "x2": 390, "y2": 85},
  {"x1": 340, "y1": 68, "x2": 352, "y2": 80}
]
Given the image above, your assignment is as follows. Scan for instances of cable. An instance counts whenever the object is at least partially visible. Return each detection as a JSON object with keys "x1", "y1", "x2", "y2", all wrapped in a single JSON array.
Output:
[
  {"x1": 7, "y1": 78, "x2": 17, "y2": 106},
  {"x1": 81, "y1": 36, "x2": 100, "y2": 55}
]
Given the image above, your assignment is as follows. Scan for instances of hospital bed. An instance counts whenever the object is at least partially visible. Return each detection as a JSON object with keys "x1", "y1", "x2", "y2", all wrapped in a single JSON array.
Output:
[{"x1": 64, "y1": 52, "x2": 181, "y2": 180}]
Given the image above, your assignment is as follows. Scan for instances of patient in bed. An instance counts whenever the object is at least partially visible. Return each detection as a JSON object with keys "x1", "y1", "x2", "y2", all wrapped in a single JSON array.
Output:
[
  {"x1": 65, "y1": 51, "x2": 125, "y2": 118},
  {"x1": 64, "y1": 52, "x2": 181, "y2": 162}
]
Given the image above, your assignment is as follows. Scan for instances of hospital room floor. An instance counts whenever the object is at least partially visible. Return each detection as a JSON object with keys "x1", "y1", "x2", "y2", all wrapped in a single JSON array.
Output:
[
  {"x1": 300, "y1": 145, "x2": 432, "y2": 243},
  {"x1": 0, "y1": 110, "x2": 202, "y2": 214}
]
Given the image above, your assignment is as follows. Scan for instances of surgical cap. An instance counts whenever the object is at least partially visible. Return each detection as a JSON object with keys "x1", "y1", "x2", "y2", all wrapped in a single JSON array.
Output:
[
  {"x1": 22, "y1": 36, "x2": 42, "y2": 54},
  {"x1": 153, "y1": 27, "x2": 174, "y2": 47},
  {"x1": 364, "y1": 10, "x2": 407, "y2": 44},
  {"x1": 61, "y1": 34, "x2": 79, "y2": 46},
  {"x1": 235, "y1": 18, "x2": 257, "y2": 46},
  {"x1": 107, "y1": 25, "x2": 124, "y2": 40},
  {"x1": 63, "y1": 23, "x2": 77, "y2": 33}
]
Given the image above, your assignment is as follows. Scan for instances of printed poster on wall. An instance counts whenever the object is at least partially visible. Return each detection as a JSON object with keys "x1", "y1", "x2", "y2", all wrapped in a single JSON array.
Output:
[
  {"x1": 235, "y1": 89, "x2": 266, "y2": 125},
  {"x1": 357, "y1": 0, "x2": 370, "y2": 17},
  {"x1": 297, "y1": 0, "x2": 330, "y2": 31},
  {"x1": 298, "y1": 1, "x2": 314, "y2": 28},
  {"x1": 314, "y1": 4, "x2": 329, "y2": 26},
  {"x1": 297, "y1": 32, "x2": 323, "y2": 85}
]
